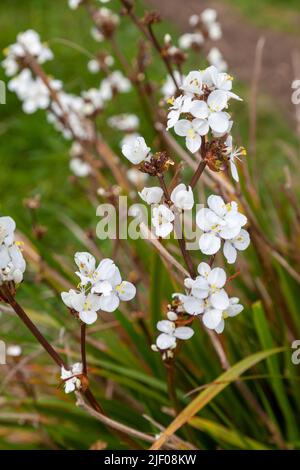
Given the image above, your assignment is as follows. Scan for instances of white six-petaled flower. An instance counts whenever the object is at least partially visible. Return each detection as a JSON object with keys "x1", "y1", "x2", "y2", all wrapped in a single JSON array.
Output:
[
  {"x1": 196, "y1": 195, "x2": 248, "y2": 257},
  {"x1": 155, "y1": 320, "x2": 194, "y2": 350},
  {"x1": 61, "y1": 252, "x2": 136, "y2": 323}
]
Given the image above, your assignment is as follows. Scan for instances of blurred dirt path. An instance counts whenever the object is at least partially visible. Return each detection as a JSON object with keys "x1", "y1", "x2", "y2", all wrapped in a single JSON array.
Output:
[{"x1": 146, "y1": 0, "x2": 300, "y2": 124}]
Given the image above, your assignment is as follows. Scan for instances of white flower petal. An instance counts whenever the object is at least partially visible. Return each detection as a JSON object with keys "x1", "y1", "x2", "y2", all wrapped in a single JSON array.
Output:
[
  {"x1": 210, "y1": 289, "x2": 229, "y2": 310},
  {"x1": 174, "y1": 326, "x2": 194, "y2": 340},
  {"x1": 203, "y1": 309, "x2": 223, "y2": 329},
  {"x1": 199, "y1": 233, "x2": 221, "y2": 255},
  {"x1": 223, "y1": 241, "x2": 237, "y2": 264}
]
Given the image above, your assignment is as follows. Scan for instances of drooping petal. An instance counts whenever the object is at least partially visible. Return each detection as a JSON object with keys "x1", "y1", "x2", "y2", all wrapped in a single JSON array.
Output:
[
  {"x1": 230, "y1": 159, "x2": 239, "y2": 182},
  {"x1": 223, "y1": 241, "x2": 237, "y2": 264},
  {"x1": 214, "y1": 319, "x2": 225, "y2": 334}
]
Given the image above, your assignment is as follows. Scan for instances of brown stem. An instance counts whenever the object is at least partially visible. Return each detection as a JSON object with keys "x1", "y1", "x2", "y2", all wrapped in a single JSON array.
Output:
[
  {"x1": 166, "y1": 363, "x2": 180, "y2": 414},
  {"x1": 190, "y1": 160, "x2": 207, "y2": 189},
  {"x1": 157, "y1": 174, "x2": 195, "y2": 278},
  {"x1": 119, "y1": 0, "x2": 179, "y2": 91},
  {"x1": 1, "y1": 285, "x2": 66, "y2": 369},
  {"x1": 147, "y1": 23, "x2": 179, "y2": 92},
  {"x1": 80, "y1": 323, "x2": 87, "y2": 376}
]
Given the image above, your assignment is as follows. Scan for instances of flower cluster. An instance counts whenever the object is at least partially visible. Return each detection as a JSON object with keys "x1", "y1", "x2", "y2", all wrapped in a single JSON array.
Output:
[
  {"x1": 0, "y1": 217, "x2": 26, "y2": 286},
  {"x1": 69, "y1": 142, "x2": 92, "y2": 178},
  {"x1": 2, "y1": 29, "x2": 53, "y2": 77},
  {"x1": 178, "y1": 262, "x2": 243, "y2": 333},
  {"x1": 152, "y1": 310, "x2": 194, "y2": 360},
  {"x1": 3, "y1": 29, "x2": 131, "y2": 141},
  {"x1": 165, "y1": 65, "x2": 244, "y2": 182},
  {"x1": 61, "y1": 252, "x2": 136, "y2": 324},
  {"x1": 61, "y1": 362, "x2": 83, "y2": 394},
  {"x1": 196, "y1": 195, "x2": 250, "y2": 262},
  {"x1": 179, "y1": 8, "x2": 222, "y2": 51}
]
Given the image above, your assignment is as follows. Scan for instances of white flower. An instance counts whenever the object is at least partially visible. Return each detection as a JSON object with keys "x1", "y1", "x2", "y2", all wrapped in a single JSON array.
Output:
[
  {"x1": 0, "y1": 217, "x2": 16, "y2": 246},
  {"x1": 7, "y1": 345, "x2": 22, "y2": 357},
  {"x1": 87, "y1": 59, "x2": 100, "y2": 74},
  {"x1": 189, "y1": 14, "x2": 200, "y2": 27},
  {"x1": 64, "y1": 253, "x2": 136, "y2": 317},
  {"x1": 196, "y1": 195, "x2": 247, "y2": 255},
  {"x1": 8, "y1": 71, "x2": 61, "y2": 114},
  {"x1": 175, "y1": 293, "x2": 204, "y2": 315},
  {"x1": 75, "y1": 252, "x2": 116, "y2": 287},
  {"x1": 170, "y1": 183, "x2": 194, "y2": 210},
  {"x1": 61, "y1": 289, "x2": 102, "y2": 324},
  {"x1": 108, "y1": 70, "x2": 131, "y2": 93},
  {"x1": 190, "y1": 89, "x2": 230, "y2": 134},
  {"x1": 91, "y1": 267, "x2": 136, "y2": 313},
  {"x1": 223, "y1": 229, "x2": 250, "y2": 264},
  {"x1": 91, "y1": 26, "x2": 104, "y2": 42},
  {"x1": 108, "y1": 114, "x2": 139, "y2": 131},
  {"x1": 69, "y1": 158, "x2": 91, "y2": 178},
  {"x1": 201, "y1": 8, "x2": 217, "y2": 24},
  {"x1": 185, "y1": 263, "x2": 229, "y2": 309},
  {"x1": 61, "y1": 363, "x2": 83, "y2": 394},
  {"x1": 161, "y1": 71, "x2": 184, "y2": 98},
  {"x1": 207, "y1": 48, "x2": 227, "y2": 72},
  {"x1": 0, "y1": 244, "x2": 26, "y2": 285},
  {"x1": 68, "y1": 0, "x2": 82, "y2": 9},
  {"x1": 152, "y1": 205, "x2": 174, "y2": 238},
  {"x1": 127, "y1": 168, "x2": 148, "y2": 186},
  {"x1": 155, "y1": 320, "x2": 194, "y2": 350},
  {"x1": 208, "y1": 22, "x2": 222, "y2": 41},
  {"x1": 202, "y1": 66, "x2": 241, "y2": 101},
  {"x1": 139, "y1": 187, "x2": 163, "y2": 205},
  {"x1": 122, "y1": 136, "x2": 150, "y2": 164},
  {"x1": 181, "y1": 71, "x2": 203, "y2": 97},
  {"x1": 120, "y1": 133, "x2": 140, "y2": 150},
  {"x1": 167, "y1": 95, "x2": 193, "y2": 130},
  {"x1": 174, "y1": 118, "x2": 208, "y2": 153},
  {"x1": 2, "y1": 30, "x2": 53, "y2": 77},
  {"x1": 178, "y1": 33, "x2": 204, "y2": 50},
  {"x1": 224, "y1": 135, "x2": 246, "y2": 182}
]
